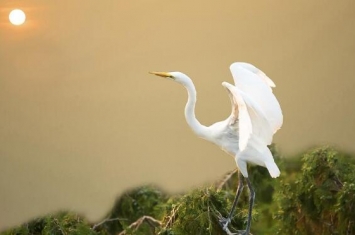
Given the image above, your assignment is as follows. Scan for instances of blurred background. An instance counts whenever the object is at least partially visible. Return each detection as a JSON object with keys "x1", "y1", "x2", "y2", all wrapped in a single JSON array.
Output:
[{"x1": 0, "y1": 0, "x2": 354, "y2": 230}]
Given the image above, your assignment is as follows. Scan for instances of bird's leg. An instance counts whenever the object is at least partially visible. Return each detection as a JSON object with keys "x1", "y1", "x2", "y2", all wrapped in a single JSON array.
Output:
[
  {"x1": 228, "y1": 171, "x2": 245, "y2": 220},
  {"x1": 244, "y1": 177, "x2": 255, "y2": 234},
  {"x1": 219, "y1": 171, "x2": 244, "y2": 231}
]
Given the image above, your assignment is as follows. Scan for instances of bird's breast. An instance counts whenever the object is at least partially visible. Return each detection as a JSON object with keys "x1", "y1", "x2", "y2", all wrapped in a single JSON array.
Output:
[{"x1": 213, "y1": 131, "x2": 240, "y2": 156}]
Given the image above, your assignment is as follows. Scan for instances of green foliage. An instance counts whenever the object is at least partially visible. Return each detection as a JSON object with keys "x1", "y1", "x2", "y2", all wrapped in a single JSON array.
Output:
[
  {"x1": 159, "y1": 187, "x2": 253, "y2": 235},
  {"x1": 1, "y1": 212, "x2": 98, "y2": 235},
  {"x1": 275, "y1": 147, "x2": 355, "y2": 235},
  {"x1": 2, "y1": 146, "x2": 355, "y2": 235},
  {"x1": 102, "y1": 185, "x2": 168, "y2": 234}
]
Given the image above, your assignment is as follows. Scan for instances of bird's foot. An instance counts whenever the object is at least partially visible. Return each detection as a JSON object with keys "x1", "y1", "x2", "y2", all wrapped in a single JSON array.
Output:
[
  {"x1": 218, "y1": 217, "x2": 252, "y2": 235},
  {"x1": 219, "y1": 217, "x2": 237, "y2": 235},
  {"x1": 219, "y1": 217, "x2": 231, "y2": 230}
]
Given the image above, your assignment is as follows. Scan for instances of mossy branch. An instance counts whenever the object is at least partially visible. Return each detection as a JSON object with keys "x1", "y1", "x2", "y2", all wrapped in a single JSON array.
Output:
[
  {"x1": 216, "y1": 169, "x2": 238, "y2": 190},
  {"x1": 92, "y1": 217, "x2": 123, "y2": 230},
  {"x1": 118, "y1": 216, "x2": 162, "y2": 235}
]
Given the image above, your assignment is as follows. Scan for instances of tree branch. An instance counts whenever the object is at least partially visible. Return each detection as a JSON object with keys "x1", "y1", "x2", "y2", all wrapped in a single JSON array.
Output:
[
  {"x1": 118, "y1": 216, "x2": 162, "y2": 235},
  {"x1": 92, "y1": 217, "x2": 125, "y2": 230},
  {"x1": 216, "y1": 169, "x2": 238, "y2": 190}
]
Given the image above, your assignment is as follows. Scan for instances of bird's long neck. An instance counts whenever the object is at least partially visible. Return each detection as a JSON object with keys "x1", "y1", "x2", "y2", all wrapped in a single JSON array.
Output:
[{"x1": 182, "y1": 79, "x2": 209, "y2": 138}]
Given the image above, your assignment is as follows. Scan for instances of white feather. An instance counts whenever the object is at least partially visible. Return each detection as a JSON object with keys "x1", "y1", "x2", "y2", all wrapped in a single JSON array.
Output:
[{"x1": 229, "y1": 62, "x2": 283, "y2": 133}]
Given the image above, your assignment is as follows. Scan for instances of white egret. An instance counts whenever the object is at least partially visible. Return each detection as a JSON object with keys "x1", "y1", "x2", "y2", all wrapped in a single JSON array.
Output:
[{"x1": 150, "y1": 62, "x2": 283, "y2": 234}]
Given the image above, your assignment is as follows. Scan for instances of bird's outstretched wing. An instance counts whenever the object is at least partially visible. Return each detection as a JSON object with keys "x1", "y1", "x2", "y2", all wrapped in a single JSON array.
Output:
[
  {"x1": 229, "y1": 62, "x2": 283, "y2": 133},
  {"x1": 222, "y1": 63, "x2": 283, "y2": 150},
  {"x1": 222, "y1": 82, "x2": 273, "y2": 150},
  {"x1": 222, "y1": 82, "x2": 252, "y2": 150},
  {"x1": 233, "y1": 62, "x2": 276, "y2": 90}
]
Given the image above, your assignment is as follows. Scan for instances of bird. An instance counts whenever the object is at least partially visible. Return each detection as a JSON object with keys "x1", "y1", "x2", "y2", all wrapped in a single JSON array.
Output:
[{"x1": 150, "y1": 62, "x2": 283, "y2": 235}]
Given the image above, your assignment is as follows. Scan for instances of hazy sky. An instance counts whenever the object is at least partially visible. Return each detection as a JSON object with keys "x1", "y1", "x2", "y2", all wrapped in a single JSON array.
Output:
[{"x1": 1, "y1": 0, "x2": 355, "y2": 230}]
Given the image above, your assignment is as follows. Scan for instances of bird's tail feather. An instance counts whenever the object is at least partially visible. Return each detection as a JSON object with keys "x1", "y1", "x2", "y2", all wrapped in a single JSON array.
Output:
[{"x1": 265, "y1": 161, "x2": 280, "y2": 178}]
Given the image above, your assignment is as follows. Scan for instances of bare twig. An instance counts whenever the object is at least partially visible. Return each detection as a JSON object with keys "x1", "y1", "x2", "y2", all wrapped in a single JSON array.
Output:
[
  {"x1": 296, "y1": 214, "x2": 305, "y2": 224},
  {"x1": 163, "y1": 204, "x2": 181, "y2": 229},
  {"x1": 118, "y1": 216, "x2": 162, "y2": 235},
  {"x1": 216, "y1": 169, "x2": 238, "y2": 190},
  {"x1": 53, "y1": 218, "x2": 67, "y2": 235},
  {"x1": 92, "y1": 217, "x2": 125, "y2": 230}
]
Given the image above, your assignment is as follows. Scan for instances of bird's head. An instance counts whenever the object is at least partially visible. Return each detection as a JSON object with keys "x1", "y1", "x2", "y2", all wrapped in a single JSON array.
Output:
[{"x1": 149, "y1": 71, "x2": 192, "y2": 86}]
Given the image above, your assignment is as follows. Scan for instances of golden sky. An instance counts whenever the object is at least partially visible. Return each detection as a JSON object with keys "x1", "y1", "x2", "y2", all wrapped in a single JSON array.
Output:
[{"x1": 1, "y1": 0, "x2": 355, "y2": 230}]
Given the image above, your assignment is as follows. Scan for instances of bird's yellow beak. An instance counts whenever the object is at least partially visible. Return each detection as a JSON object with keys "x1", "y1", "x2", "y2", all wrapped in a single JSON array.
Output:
[{"x1": 149, "y1": 71, "x2": 174, "y2": 78}]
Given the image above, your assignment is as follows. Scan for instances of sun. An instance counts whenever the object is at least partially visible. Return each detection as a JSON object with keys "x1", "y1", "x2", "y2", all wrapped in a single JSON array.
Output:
[{"x1": 9, "y1": 9, "x2": 26, "y2": 26}]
